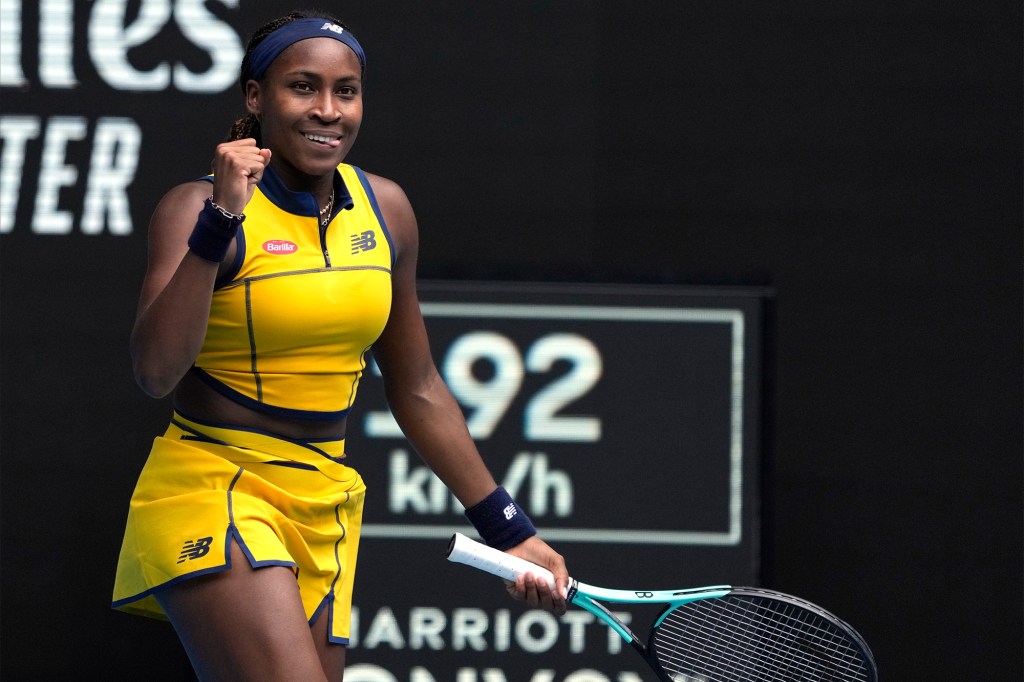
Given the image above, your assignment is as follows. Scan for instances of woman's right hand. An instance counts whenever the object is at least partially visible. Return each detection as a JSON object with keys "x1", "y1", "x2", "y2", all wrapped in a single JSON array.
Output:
[{"x1": 210, "y1": 138, "x2": 272, "y2": 215}]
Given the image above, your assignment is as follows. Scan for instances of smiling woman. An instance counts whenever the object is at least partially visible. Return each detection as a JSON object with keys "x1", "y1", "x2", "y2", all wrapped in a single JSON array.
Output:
[
  {"x1": 110, "y1": 10, "x2": 570, "y2": 681},
  {"x1": 245, "y1": 27, "x2": 364, "y2": 185}
]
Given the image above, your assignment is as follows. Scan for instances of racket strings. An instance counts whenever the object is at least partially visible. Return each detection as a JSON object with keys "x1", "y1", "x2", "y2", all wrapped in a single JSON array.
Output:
[
  {"x1": 652, "y1": 594, "x2": 871, "y2": 681},
  {"x1": 657, "y1": 598, "x2": 865, "y2": 681},
  {"x1": 660, "y1": 608, "x2": 837, "y2": 682},
  {"x1": 681, "y1": 601, "x2": 863, "y2": 681},
  {"x1": 711, "y1": 602, "x2": 856, "y2": 679}
]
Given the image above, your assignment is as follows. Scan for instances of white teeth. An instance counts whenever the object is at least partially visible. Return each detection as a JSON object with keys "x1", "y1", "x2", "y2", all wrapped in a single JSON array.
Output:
[{"x1": 306, "y1": 134, "x2": 334, "y2": 143}]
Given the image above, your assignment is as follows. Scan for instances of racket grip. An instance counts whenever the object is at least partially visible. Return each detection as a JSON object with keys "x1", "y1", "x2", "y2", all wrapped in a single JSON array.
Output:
[{"x1": 447, "y1": 532, "x2": 556, "y2": 590}]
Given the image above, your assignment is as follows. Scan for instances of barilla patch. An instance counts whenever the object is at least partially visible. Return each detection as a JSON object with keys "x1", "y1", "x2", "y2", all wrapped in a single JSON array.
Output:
[{"x1": 263, "y1": 240, "x2": 298, "y2": 255}]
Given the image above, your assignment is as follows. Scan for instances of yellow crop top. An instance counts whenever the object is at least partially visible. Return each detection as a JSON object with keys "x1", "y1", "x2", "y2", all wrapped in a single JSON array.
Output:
[{"x1": 191, "y1": 163, "x2": 394, "y2": 420}]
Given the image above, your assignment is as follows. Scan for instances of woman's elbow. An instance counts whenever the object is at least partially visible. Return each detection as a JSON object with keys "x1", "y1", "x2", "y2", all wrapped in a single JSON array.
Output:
[
  {"x1": 131, "y1": 352, "x2": 182, "y2": 398},
  {"x1": 134, "y1": 370, "x2": 177, "y2": 398}
]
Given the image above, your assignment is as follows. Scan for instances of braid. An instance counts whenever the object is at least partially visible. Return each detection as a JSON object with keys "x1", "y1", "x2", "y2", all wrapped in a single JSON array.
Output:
[
  {"x1": 226, "y1": 114, "x2": 261, "y2": 143},
  {"x1": 226, "y1": 9, "x2": 349, "y2": 144}
]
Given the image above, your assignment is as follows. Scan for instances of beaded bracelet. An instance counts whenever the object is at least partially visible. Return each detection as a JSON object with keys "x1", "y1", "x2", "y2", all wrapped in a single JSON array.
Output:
[
  {"x1": 464, "y1": 486, "x2": 537, "y2": 550},
  {"x1": 187, "y1": 197, "x2": 244, "y2": 262}
]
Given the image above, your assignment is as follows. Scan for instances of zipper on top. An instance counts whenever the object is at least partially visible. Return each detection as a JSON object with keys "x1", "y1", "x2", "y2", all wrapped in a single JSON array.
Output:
[{"x1": 319, "y1": 221, "x2": 332, "y2": 268}]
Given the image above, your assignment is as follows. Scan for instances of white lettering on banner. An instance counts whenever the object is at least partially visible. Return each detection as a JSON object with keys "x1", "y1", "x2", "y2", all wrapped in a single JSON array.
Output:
[
  {"x1": 0, "y1": 0, "x2": 242, "y2": 91},
  {"x1": 524, "y1": 453, "x2": 572, "y2": 516},
  {"x1": 515, "y1": 611, "x2": 560, "y2": 653},
  {"x1": 494, "y1": 609, "x2": 512, "y2": 651},
  {"x1": 359, "y1": 606, "x2": 405, "y2": 649},
  {"x1": 88, "y1": 0, "x2": 241, "y2": 91},
  {"x1": 451, "y1": 608, "x2": 488, "y2": 651},
  {"x1": 523, "y1": 333, "x2": 602, "y2": 442},
  {"x1": 343, "y1": 665, "x2": 396, "y2": 682},
  {"x1": 350, "y1": 606, "x2": 630, "y2": 655},
  {"x1": 90, "y1": 0, "x2": 175, "y2": 91},
  {"x1": 562, "y1": 611, "x2": 596, "y2": 654},
  {"x1": 0, "y1": 116, "x2": 40, "y2": 233},
  {"x1": 387, "y1": 450, "x2": 573, "y2": 517},
  {"x1": 0, "y1": 0, "x2": 27, "y2": 86},
  {"x1": 444, "y1": 331, "x2": 523, "y2": 437},
  {"x1": 172, "y1": 0, "x2": 244, "y2": 91},
  {"x1": 389, "y1": 448, "x2": 454, "y2": 515},
  {"x1": 40, "y1": 0, "x2": 77, "y2": 87},
  {"x1": 363, "y1": 333, "x2": 602, "y2": 443},
  {"x1": 81, "y1": 117, "x2": 140, "y2": 234},
  {"x1": 1, "y1": 1, "x2": 244, "y2": 238},
  {"x1": 33, "y1": 116, "x2": 88, "y2": 234},
  {"x1": 0, "y1": 115, "x2": 141, "y2": 234},
  {"x1": 0, "y1": 0, "x2": 79, "y2": 86},
  {"x1": 344, "y1": 666, "x2": 648, "y2": 682},
  {"x1": 410, "y1": 608, "x2": 446, "y2": 650}
]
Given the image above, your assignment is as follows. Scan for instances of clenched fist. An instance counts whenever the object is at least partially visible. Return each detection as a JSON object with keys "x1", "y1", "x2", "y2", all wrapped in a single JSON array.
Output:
[{"x1": 210, "y1": 138, "x2": 272, "y2": 216}]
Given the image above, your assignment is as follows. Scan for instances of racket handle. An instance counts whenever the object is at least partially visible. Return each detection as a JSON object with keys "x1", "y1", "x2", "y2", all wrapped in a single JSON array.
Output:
[{"x1": 447, "y1": 532, "x2": 557, "y2": 590}]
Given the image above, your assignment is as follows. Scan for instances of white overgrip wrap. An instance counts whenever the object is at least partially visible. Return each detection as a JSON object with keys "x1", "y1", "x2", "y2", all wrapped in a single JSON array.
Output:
[{"x1": 447, "y1": 532, "x2": 556, "y2": 590}]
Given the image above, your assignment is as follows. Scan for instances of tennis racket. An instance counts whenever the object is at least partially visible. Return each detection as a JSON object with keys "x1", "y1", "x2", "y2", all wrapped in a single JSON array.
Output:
[{"x1": 447, "y1": 532, "x2": 877, "y2": 682}]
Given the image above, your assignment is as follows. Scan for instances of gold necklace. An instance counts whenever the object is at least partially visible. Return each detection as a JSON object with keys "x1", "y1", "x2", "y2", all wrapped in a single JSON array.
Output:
[{"x1": 319, "y1": 191, "x2": 334, "y2": 228}]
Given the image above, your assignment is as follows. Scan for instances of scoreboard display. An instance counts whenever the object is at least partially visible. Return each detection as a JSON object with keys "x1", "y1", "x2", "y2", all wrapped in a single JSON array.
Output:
[{"x1": 343, "y1": 280, "x2": 771, "y2": 680}]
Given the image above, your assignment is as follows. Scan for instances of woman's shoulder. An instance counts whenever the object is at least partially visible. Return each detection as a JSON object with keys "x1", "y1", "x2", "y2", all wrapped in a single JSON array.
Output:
[
  {"x1": 358, "y1": 170, "x2": 414, "y2": 217},
  {"x1": 358, "y1": 170, "x2": 407, "y2": 202},
  {"x1": 149, "y1": 179, "x2": 214, "y2": 228},
  {"x1": 161, "y1": 178, "x2": 213, "y2": 205},
  {"x1": 352, "y1": 169, "x2": 417, "y2": 237}
]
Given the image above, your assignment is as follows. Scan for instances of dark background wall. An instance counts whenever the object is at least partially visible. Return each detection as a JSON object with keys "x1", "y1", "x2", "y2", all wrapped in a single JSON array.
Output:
[{"x1": 2, "y1": 1, "x2": 1021, "y2": 679}]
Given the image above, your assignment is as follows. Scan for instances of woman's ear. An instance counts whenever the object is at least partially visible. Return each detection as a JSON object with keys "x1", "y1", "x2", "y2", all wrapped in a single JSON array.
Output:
[{"x1": 245, "y1": 80, "x2": 261, "y2": 117}]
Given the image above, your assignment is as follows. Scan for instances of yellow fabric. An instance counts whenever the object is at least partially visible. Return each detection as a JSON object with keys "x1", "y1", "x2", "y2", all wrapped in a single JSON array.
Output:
[
  {"x1": 112, "y1": 413, "x2": 365, "y2": 644},
  {"x1": 194, "y1": 163, "x2": 393, "y2": 419}
]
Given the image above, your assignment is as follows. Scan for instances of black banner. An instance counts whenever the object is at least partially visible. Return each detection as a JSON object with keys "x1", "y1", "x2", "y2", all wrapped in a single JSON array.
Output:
[{"x1": 343, "y1": 281, "x2": 768, "y2": 678}]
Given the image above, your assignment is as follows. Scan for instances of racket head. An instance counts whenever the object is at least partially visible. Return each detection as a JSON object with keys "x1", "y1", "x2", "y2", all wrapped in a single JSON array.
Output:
[{"x1": 649, "y1": 587, "x2": 877, "y2": 682}]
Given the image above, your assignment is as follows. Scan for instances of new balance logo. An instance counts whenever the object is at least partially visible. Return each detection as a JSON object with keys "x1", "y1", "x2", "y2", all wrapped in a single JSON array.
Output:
[
  {"x1": 503, "y1": 503, "x2": 518, "y2": 520},
  {"x1": 177, "y1": 537, "x2": 213, "y2": 563},
  {"x1": 351, "y1": 230, "x2": 377, "y2": 254}
]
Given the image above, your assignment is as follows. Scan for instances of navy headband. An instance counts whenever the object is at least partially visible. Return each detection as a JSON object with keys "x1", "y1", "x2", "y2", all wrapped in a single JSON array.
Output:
[{"x1": 247, "y1": 18, "x2": 366, "y2": 82}]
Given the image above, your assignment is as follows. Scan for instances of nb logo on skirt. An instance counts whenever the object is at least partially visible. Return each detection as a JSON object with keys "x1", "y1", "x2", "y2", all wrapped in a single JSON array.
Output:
[{"x1": 177, "y1": 537, "x2": 214, "y2": 563}]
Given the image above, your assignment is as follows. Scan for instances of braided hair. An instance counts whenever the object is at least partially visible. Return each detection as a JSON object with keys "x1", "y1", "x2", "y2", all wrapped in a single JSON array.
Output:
[{"x1": 226, "y1": 10, "x2": 351, "y2": 145}]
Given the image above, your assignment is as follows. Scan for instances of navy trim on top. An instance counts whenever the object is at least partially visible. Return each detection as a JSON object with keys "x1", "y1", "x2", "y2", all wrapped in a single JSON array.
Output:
[
  {"x1": 351, "y1": 166, "x2": 396, "y2": 270},
  {"x1": 172, "y1": 409, "x2": 346, "y2": 454},
  {"x1": 188, "y1": 367, "x2": 352, "y2": 423},
  {"x1": 217, "y1": 227, "x2": 245, "y2": 288},
  {"x1": 259, "y1": 165, "x2": 355, "y2": 217},
  {"x1": 193, "y1": 167, "x2": 355, "y2": 217},
  {"x1": 195, "y1": 175, "x2": 244, "y2": 288}
]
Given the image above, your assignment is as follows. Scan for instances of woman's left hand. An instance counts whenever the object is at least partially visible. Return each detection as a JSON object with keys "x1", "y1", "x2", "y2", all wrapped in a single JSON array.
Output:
[{"x1": 503, "y1": 536, "x2": 569, "y2": 615}]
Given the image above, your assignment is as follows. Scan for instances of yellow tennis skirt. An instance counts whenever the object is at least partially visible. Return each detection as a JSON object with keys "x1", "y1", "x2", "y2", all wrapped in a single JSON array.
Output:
[{"x1": 112, "y1": 412, "x2": 365, "y2": 645}]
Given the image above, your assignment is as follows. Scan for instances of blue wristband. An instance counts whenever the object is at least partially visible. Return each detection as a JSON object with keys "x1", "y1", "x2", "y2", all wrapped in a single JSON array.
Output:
[
  {"x1": 464, "y1": 486, "x2": 536, "y2": 550},
  {"x1": 187, "y1": 197, "x2": 243, "y2": 262}
]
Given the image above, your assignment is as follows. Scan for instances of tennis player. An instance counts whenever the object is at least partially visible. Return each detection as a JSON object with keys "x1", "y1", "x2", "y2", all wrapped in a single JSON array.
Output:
[{"x1": 111, "y1": 11, "x2": 568, "y2": 680}]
